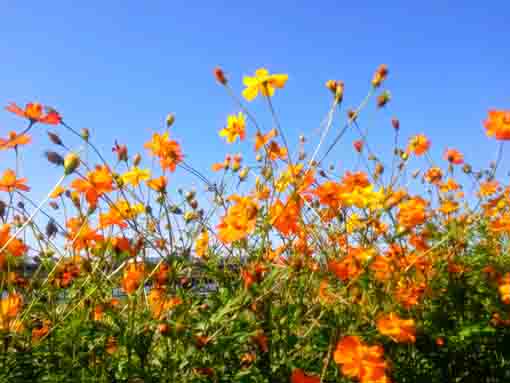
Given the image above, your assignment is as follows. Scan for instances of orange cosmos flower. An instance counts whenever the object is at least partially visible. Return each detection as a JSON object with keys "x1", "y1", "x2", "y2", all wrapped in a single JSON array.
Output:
[
  {"x1": 32, "y1": 320, "x2": 50, "y2": 342},
  {"x1": 377, "y1": 312, "x2": 416, "y2": 343},
  {"x1": 70, "y1": 165, "x2": 113, "y2": 206},
  {"x1": 397, "y1": 196, "x2": 428, "y2": 228},
  {"x1": 439, "y1": 200, "x2": 459, "y2": 215},
  {"x1": 217, "y1": 195, "x2": 258, "y2": 243},
  {"x1": 328, "y1": 255, "x2": 362, "y2": 282},
  {"x1": 0, "y1": 169, "x2": 30, "y2": 192},
  {"x1": 290, "y1": 369, "x2": 320, "y2": 383},
  {"x1": 65, "y1": 217, "x2": 104, "y2": 251},
  {"x1": 341, "y1": 171, "x2": 371, "y2": 190},
  {"x1": 312, "y1": 181, "x2": 344, "y2": 209},
  {"x1": 266, "y1": 141, "x2": 287, "y2": 161},
  {"x1": 153, "y1": 263, "x2": 171, "y2": 287},
  {"x1": 121, "y1": 261, "x2": 145, "y2": 294},
  {"x1": 478, "y1": 180, "x2": 499, "y2": 198},
  {"x1": 241, "y1": 262, "x2": 268, "y2": 289},
  {"x1": 147, "y1": 176, "x2": 168, "y2": 193},
  {"x1": 254, "y1": 128, "x2": 277, "y2": 151},
  {"x1": 242, "y1": 68, "x2": 288, "y2": 101},
  {"x1": 370, "y1": 255, "x2": 395, "y2": 282},
  {"x1": 484, "y1": 110, "x2": 510, "y2": 140},
  {"x1": 424, "y1": 167, "x2": 443, "y2": 184},
  {"x1": 144, "y1": 132, "x2": 183, "y2": 172},
  {"x1": 0, "y1": 292, "x2": 23, "y2": 332},
  {"x1": 0, "y1": 131, "x2": 31, "y2": 150},
  {"x1": 498, "y1": 273, "x2": 510, "y2": 304},
  {"x1": 270, "y1": 197, "x2": 301, "y2": 236},
  {"x1": 407, "y1": 134, "x2": 430, "y2": 156},
  {"x1": 439, "y1": 178, "x2": 460, "y2": 193},
  {"x1": 334, "y1": 336, "x2": 389, "y2": 383},
  {"x1": 394, "y1": 279, "x2": 427, "y2": 309},
  {"x1": 443, "y1": 148, "x2": 464, "y2": 164},
  {"x1": 0, "y1": 224, "x2": 27, "y2": 258},
  {"x1": 148, "y1": 288, "x2": 183, "y2": 318},
  {"x1": 219, "y1": 112, "x2": 246, "y2": 143},
  {"x1": 6, "y1": 102, "x2": 61, "y2": 125}
]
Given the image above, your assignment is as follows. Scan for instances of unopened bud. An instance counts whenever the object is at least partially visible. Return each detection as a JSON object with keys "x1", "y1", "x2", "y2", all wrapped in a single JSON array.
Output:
[
  {"x1": 133, "y1": 153, "x2": 142, "y2": 167},
  {"x1": 45, "y1": 151, "x2": 64, "y2": 166},
  {"x1": 185, "y1": 190, "x2": 196, "y2": 201},
  {"x1": 334, "y1": 81, "x2": 344, "y2": 103},
  {"x1": 376, "y1": 91, "x2": 391, "y2": 108},
  {"x1": 63, "y1": 153, "x2": 80, "y2": 175},
  {"x1": 232, "y1": 161, "x2": 241, "y2": 172},
  {"x1": 262, "y1": 167, "x2": 272, "y2": 180},
  {"x1": 462, "y1": 164, "x2": 472, "y2": 174},
  {"x1": 347, "y1": 109, "x2": 358, "y2": 121},
  {"x1": 375, "y1": 163, "x2": 384, "y2": 176},
  {"x1": 391, "y1": 118, "x2": 400, "y2": 131},
  {"x1": 239, "y1": 167, "x2": 249, "y2": 181},
  {"x1": 47, "y1": 132, "x2": 63, "y2": 146},
  {"x1": 372, "y1": 64, "x2": 389, "y2": 88},
  {"x1": 213, "y1": 67, "x2": 227, "y2": 85},
  {"x1": 81, "y1": 128, "x2": 90, "y2": 142},
  {"x1": 166, "y1": 113, "x2": 175, "y2": 128},
  {"x1": 325, "y1": 80, "x2": 337, "y2": 93}
]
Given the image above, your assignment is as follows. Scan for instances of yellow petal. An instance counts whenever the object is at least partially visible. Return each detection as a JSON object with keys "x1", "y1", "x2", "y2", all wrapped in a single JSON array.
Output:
[
  {"x1": 255, "y1": 68, "x2": 269, "y2": 78},
  {"x1": 242, "y1": 86, "x2": 259, "y2": 101}
]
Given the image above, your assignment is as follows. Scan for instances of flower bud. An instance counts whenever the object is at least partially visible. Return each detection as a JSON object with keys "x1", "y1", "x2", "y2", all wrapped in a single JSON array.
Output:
[
  {"x1": 133, "y1": 153, "x2": 142, "y2": 167},
  {"x1": 81, "y1": 128, "x2": 90, "y2": 142},
  {"x1": 334, "y1": 81, "x2": 344, "y2": 103},
  {"x1": 185, "y1": 190, "x2": 196, "y2": 201},
  {"x1": 376, "y1": 91, "x2": 391, "y2": 108},
  {"x1": 347, "y1": 109, "x2": 358, "y2": 121},
  {"x1": 375, "y1": 163, "x2": 384, "y2": 176},
  {"x1": 239, "y1": 167, "x2": 249, "y2": 181},
  {"x1": 213, "y1": 67, "x2": 227, "y2": 85},
  {"x1": 166, "y1": 113, "x2": 175, "y2": 128},
  {"x1": 113, "y1": 141, "x2": 128, "y2": 162},
  {"x1": 372, "y1": 64, "x2": 389, "y2": 88},
  {"x1": 391, "y1": 118, "x2": 400, "y2": 131},
  {"x1": 63, "y1": 153, "x2": 80, "y2": 175},
  {"x1": 45, "y1": 151, "x2": 64, "y2": 166},
  {"x1": 325, "y1": 80, "x2": 337, "y2": 93},
  {"x1": 47, "y1": 132, "x2": 63, "y2": 146},
  {"x1": 353, "y1": 140, "x2": 363, "y2": 153}
]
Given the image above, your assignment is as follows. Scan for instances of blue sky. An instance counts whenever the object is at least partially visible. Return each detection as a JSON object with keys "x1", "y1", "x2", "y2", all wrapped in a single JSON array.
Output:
[{"x1": 1, "y1": 1, "x2": 509, "y2": 201}]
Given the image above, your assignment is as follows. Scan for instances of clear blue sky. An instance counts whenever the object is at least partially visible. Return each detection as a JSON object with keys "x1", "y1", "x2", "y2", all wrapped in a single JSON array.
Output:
[{"x1": 1, "y1": 1, "x2": 509, "y2": 200}]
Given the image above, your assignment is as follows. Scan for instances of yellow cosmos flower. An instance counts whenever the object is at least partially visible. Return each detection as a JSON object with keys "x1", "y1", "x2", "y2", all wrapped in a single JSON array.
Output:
[
  {"x1": 219, "y1": 112, "x2": 246, "y2": 143},
  {"x1": 121, "y1": 167, "x2": 151, "y2": 187},
  {"x1": 242, "y1": 68, "x2": 288, "y2": 101}
]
